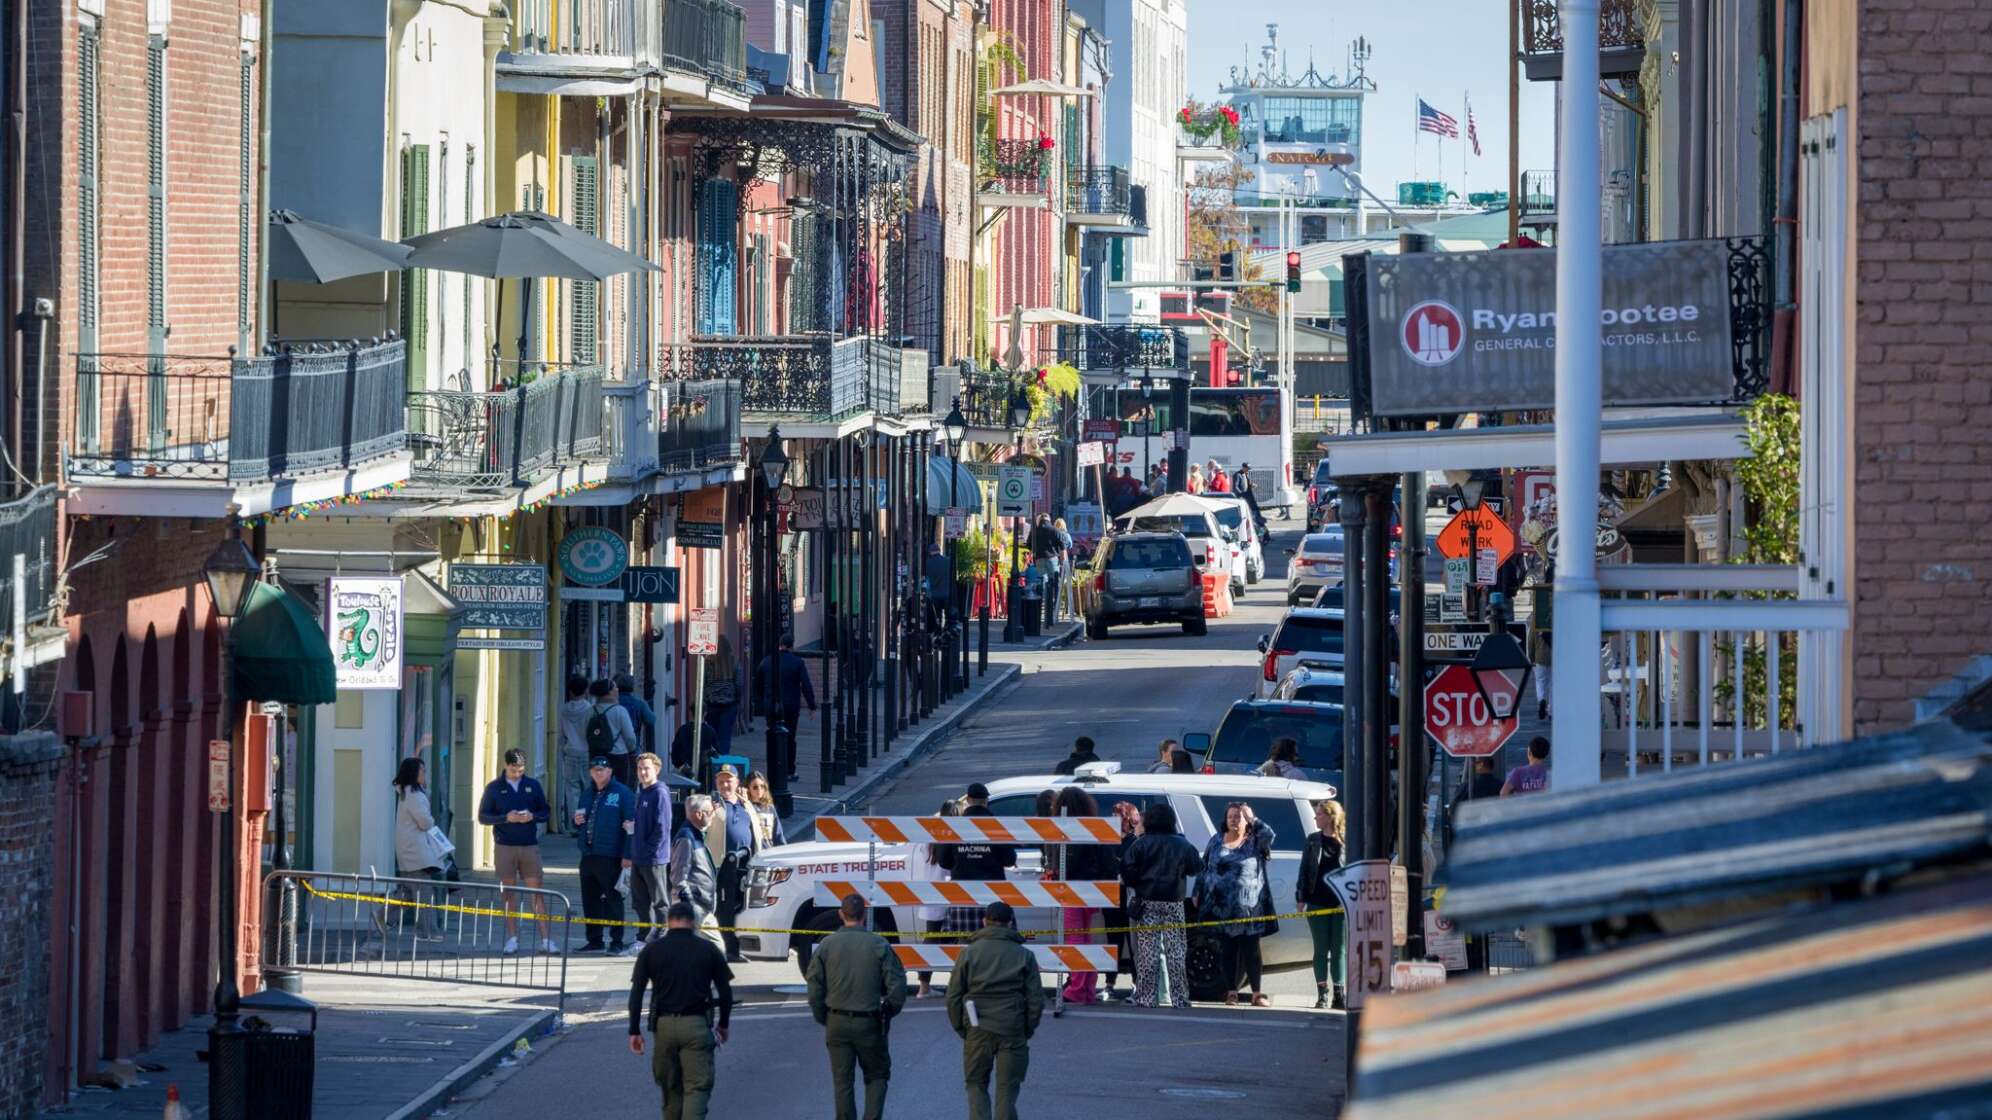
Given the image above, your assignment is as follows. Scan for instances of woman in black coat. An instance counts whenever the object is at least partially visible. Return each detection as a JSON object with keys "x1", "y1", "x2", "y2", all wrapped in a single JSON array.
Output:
[
  {"x1": 1298, "y1": 799, "x2": 1347, "y2": 1009},
  {"x1": 1118, "y1": 802, "x2": 1204, "y2": 1007}
]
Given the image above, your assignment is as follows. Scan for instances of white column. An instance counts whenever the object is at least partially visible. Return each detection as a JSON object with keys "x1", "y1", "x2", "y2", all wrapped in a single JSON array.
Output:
[{"x1": 1552, "y1": 0, "x2": 1604, "y2": 788}]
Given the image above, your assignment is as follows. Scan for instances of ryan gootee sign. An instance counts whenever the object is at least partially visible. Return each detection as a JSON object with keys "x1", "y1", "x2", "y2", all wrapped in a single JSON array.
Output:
[{"x1": 1363, "y1": 239, "x2": 1737, "y2": 416}]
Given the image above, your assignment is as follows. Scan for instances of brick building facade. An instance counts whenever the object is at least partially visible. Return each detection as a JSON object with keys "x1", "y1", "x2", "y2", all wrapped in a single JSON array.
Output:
[
  {"x1": 16, "y1": 0, "x2": 264, "y2": 1104},
  {"x1": 1799, "y1": 3, "x2": 1992, "y2": 736},
  {"x1": 0, "y1": 736, "x2": 61, "y2": 1117},
  {"x1": 876, "y1": 0, "x2": 974, "y2": 363}
]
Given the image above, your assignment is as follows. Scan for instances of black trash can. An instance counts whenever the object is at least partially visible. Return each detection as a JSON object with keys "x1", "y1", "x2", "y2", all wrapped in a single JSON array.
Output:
[{"x1": 239, "y1": 989, "x2": 316, "y2": 1117}]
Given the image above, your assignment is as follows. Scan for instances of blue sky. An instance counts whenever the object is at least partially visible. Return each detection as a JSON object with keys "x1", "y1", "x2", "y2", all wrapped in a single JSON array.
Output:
[{"x1": 1185, "y1": 2, "x2": 1559, "y2": 196}]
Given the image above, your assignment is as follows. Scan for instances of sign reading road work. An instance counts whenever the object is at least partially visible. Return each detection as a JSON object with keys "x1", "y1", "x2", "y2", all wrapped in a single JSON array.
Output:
[
  {"x1": 1362, "y1": 239, "x2": 1738, "y2": 416},
  {"x1": 1328, "y1": 860, "x2": 1394, "y2": 1010},
  {"x1": 1425, "y1": 664, "x2": 1520, "y2": 757},
  {"x1": 1436, "y1": 507, "x2": 1515, "y2": 565}
]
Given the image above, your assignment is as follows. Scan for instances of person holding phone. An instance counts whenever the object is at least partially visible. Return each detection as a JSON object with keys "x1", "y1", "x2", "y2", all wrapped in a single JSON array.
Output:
[{"x1": 476, "y1": 749, "x2": 554, "y2": 955}]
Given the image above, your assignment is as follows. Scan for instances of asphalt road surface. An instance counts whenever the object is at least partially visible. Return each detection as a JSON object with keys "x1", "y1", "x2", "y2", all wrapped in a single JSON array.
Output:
[{"x1": 440, "y1": 513, "x2": 1351, "y2": 1118}]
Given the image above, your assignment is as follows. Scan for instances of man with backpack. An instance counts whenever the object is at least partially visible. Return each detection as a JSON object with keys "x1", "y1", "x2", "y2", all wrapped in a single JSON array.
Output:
[{"x1": 587, "y1": 678, "x2": 640, "y2": 788}]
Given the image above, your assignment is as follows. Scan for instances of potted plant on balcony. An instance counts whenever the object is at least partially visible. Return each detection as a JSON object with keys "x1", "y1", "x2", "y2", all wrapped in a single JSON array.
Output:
[{"x1": 1178, "y1": 101, "x2": 1242, "y2": 147}]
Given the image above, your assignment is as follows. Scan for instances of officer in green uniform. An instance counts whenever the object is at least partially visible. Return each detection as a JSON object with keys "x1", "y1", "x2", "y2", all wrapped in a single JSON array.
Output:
[
  {"x1": 806, "y1": 892, "x2": 908, "y2": 1120},
  {"x1": 946, "y1": 901, "x2": 1044, "y2": 1120}
]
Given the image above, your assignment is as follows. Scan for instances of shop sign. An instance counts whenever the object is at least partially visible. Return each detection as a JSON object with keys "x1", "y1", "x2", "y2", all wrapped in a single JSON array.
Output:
[
  {"x1": 678, "y1": 489, "x2": 726, "y2": 550},
  {"x1": 558, "y1": 526, "x2": 630, "y2": 585},
  {"x1": 449, "y1": 564, "x2": 547, "y2": 631},
  {"x1": 1363, "y1": 239, "x2": 1736, "y2": 416},
  {"x1": 326, "y1": 576, "x2": 404, "y2": 690},
  {"x1": 791, "y1": 488, "x2": 826, "y2": 531},
  {"x1": 1083, "y1": 419, "x2": 1120, "y2": 442}
]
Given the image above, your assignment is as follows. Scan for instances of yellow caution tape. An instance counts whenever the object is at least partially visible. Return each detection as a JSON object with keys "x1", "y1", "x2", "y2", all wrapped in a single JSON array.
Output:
[{"x1": 295, "y1": 880, "x2": 1341, "y2": 940}]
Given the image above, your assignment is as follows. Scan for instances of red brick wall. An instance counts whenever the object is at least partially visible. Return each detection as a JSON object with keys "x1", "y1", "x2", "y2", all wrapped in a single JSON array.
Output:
[
  {"x1": 0, "y1": 737, "x2": 62, "y2": 1117},
  {"x1": 1850, "y1": 3, "x2": 1992, "y2": 732}
]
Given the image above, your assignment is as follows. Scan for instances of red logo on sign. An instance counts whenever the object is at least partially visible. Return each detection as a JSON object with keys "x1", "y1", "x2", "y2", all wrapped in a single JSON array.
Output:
[
  {"x1": 1423, "y1": 664, "x2": 1519, "y2": 758},
  {"x1": 1401, "y1": 300, "x2": 1465, "y2": 366}
]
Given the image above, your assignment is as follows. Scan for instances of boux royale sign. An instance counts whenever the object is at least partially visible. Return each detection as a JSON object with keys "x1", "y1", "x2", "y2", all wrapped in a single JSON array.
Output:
[{"x1": 1362, "y1": 240, "x2": 1737, "y2": 417}]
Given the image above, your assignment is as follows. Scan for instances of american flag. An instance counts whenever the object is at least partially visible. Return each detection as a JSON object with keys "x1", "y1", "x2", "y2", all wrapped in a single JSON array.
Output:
[
  {"x1": 1418, "y1": 99, "x2": 1459, "y2": 139},
  {"x1": 1466, "y1": 97, "x2": 1482, "y2": 156}
]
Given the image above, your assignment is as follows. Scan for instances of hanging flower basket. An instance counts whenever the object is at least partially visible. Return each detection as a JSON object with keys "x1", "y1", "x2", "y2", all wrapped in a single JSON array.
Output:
[{"x1": 1178, "y1": 102, "x2": 1242, "y2": 147}]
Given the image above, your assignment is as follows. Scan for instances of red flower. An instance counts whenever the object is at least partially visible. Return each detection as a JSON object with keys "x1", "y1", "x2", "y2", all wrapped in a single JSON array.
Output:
[
  {"x1": 1220, "y1": 105, "x2": 1240, "y2": 125},
  {"x1": 1179, "y1": 106, "x2": 1193, "y2": 124},
  {"x1": 1038, "y1": 134, "x2": 1055, "y2": 150}
]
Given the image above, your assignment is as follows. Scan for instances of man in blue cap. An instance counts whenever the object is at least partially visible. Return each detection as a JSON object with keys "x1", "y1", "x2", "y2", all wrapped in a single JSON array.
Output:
[{"x1": 573, "y1": 756, "x2": 634, "y2": 952}]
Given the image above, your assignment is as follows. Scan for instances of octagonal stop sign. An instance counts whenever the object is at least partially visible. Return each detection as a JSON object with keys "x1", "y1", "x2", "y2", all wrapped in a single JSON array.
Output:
[{"x1": 1424, "y1": 664, "x2": 1520, "y2": 757}]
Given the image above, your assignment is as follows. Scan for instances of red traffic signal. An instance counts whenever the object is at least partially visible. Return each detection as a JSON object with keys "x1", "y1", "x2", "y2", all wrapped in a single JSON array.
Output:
[{"x1": 1285, "y1": 250, "x2": 1302, "y2": 294}]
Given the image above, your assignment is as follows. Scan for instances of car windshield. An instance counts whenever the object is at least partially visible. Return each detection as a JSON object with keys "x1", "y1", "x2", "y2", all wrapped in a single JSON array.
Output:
[
  {"x1": 1211, "y1": 704, "x2": 1344, "y2": 769},
  {"x1": 1209, "y1": 505, "x2": 1244, "y2": 531},
  {"x1": 1291, "y1": 682, "x2": 1344, "y2": 704},
  {"x1": 1197, "y1": 796, "x2": 1310, "y2": 850},
  {"x1": 1300, "y1": 534, "x2": 1342, "y2": 556},
  {"x1": 1108, "y1": 538, "x2": 1191, "y2": 569},
  {"x1": 1126, "y1": 514, "x2": 1211, "y2": 538},
  {"x1": 1312, "y1": 460, "x2": 1334, "y2": 485},
  {"x1": 1273, "y1": 616, "x2": 1345, "y2": 652}
]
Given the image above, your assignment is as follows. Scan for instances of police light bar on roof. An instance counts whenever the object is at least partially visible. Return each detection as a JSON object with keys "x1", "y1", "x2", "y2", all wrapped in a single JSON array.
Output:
[{"x1": 1071, "y1": 761, "x2": 1123, "y2": 779}]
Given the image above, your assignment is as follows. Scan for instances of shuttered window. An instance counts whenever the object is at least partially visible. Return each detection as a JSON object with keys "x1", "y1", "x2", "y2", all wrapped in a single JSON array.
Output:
[
  {"x1": 696, "y1": 179, "x2": 737, "y2": 335},
  {"x1": 146, "y1": 37, "x2": 167, "y2": 348},
  {"x1": 569, "y1": 154, "x2": 600, "y2": 364},
  {"x1": 238, "y1": 51, "x2": 253, "y2": 341},
  {"x1": 462, "y1": 145, "x2": 476, "y2": 385},
  {"x1": 78, "y1": 25, "x2": 101, "y2": 353},
  {"x1": 400, "y1": 144, "x2": 431, "y2": 388}
]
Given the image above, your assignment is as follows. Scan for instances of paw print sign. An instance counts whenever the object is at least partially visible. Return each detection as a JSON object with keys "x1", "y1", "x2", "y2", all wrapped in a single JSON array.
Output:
[{"x1": 557, "y1": 526, "x2": 630, "y2": 586}]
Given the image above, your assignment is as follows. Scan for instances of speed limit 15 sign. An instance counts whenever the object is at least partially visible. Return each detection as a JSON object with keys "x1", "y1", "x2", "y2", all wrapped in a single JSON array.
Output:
[{"x1": 1327, "y1": 859, "x2": 1394, "y2": 1010}]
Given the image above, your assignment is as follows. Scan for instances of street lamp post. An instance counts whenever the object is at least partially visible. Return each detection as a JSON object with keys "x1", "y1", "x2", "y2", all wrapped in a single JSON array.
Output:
[
  {"x1": 202, "y1": 532, "x2": 259, "y2": 1120},
  {"x1": 1003, "y1": 387, "x2": 1031, "y2": 643},
  {"x1": 757, "y1": 428, "x2": 792, "y2": 816}
]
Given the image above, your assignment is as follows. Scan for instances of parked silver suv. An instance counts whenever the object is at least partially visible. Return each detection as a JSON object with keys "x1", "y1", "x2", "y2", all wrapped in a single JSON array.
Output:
[{"x1": 1081, "y1": 531, "x2": 1206, "y2": 639}]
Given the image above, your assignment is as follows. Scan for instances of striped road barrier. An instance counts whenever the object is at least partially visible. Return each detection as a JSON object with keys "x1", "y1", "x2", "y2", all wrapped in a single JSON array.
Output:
[
  {"x1": 893, "y1": 943, "x2": 1120, "y2": 973},
  {"x1": 815, "y1": 879, "x2": 1122, "y2": 909},
  {"x1": 814, "y1": 815, "x2": 1121, "y2": 845}
]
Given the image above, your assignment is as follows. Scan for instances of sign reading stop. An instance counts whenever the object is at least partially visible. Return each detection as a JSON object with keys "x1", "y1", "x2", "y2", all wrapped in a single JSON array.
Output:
[{"x1": 1424, "y1": 663, "x2": 1519, "y2": 757}]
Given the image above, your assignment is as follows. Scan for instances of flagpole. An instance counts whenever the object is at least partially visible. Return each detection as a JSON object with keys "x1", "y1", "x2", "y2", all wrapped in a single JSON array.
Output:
[
  {"x1": 1414, "y1": 93, "x2": 1421, "y2": 181},
  {"x1": 1508, "y1": 0, "x2": 1521, "y2": 245}
]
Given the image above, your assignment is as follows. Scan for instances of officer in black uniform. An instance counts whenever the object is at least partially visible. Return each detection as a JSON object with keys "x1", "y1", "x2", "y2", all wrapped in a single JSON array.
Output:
[{"x1": 629, "y1": 901, "x2": 735, "y2": 1120}]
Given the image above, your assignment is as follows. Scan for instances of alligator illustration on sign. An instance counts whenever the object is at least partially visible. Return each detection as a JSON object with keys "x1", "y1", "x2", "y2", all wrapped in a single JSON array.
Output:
[{"x1": 337, "y1": 607, "x2": 382, "y2": 669}]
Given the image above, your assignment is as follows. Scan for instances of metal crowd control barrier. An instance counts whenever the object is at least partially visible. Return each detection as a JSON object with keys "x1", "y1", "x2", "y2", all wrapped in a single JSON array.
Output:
[
  {"x1": 265, "y1": 870, "x2": 572, "y2": 1023},
  {"x1": 812, "y1": 814, "x2": 1122, "y2": 1017}
]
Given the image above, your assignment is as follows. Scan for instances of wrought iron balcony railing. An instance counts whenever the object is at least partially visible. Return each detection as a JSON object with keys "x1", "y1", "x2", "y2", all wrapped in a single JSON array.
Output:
[
  {"x1": 978, "y1": 138, "x2": 1052, "y2": 196},
  {"x1": 1521, "y1": 0, "x2": 1644, "y2": 80},
  {"x1": 406, "y1": 364, "x2": 605, "y2": 490},
  {"x1": 1064, "y1": 166, "x2": 1134, "y2": 218},
  {"x1": 1521, "y1": 169, "x2": 1556, "y2": 216},
  {"x1": 509, "y1": 0, "x2": 748, "y2": 89},
  {"x1": 0, "y1": 484, "x2": 56, "y2": 631},
  {"x1": 659, "y1": 378, "x2": 743, "y2": 472},
  {"x1": 667, "y1": 335, "x2": 904, "y2": 418},
  {"x1": 1053, "y1": 324, "x2": 1189, "y2": 375},
  {"x1": 1129, "y1": 184, "x2": 1148, "y2": 229},
  {"x1": 70, "y1": 340, "x2": 409, "y2": 483}
]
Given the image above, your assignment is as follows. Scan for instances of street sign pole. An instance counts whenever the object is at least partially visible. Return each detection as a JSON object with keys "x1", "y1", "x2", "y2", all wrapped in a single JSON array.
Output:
[{"x1": 1398, "y1": 470, "x2": 1426, "y2": 958}]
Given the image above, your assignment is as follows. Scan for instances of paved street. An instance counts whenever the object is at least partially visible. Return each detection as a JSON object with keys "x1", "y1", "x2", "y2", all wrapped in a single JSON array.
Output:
[{"x1": 434, "y1": 513, "x2": 1351, "y2": 1118}]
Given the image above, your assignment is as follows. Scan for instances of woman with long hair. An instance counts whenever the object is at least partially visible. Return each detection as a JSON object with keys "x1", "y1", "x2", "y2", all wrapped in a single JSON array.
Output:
[
  {"x1": 1194, "y1": 801, "x2": 1279, "y2": 1006},
  {"x1": 1299, "y1": 799, "x2": 1348, "y2": 1009},
  {"x1": 743, "y1": 772, "x2": 787, "y2": 849},
  {"x1": 391, "y1": 757, "x2": 448, "y2": 940},
  {"x1": 912, "y1": 797, "x2": 962, "y2": 997},
  {"x1": 1118, "y1": 802, "x2": 1203, "y2": 1007},
  {"x1": 1052, "y1": 786, "x2": 1113, "y2": 1004},
  {"x1": 1257, "y1": 737, "x2": 1305, "y2": 780}
]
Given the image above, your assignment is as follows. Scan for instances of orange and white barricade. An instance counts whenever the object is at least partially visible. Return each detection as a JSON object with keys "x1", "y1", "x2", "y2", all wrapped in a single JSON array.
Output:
[
  {"x1": 813, "y1": 815, "x2": 1120, "y2": 845},
  {"x1": 813, "y1": 879, "x2": 1122, "y2": 909},
  {"x1": 893, "y1": 943, "x2": 1119, "y2": 973}
]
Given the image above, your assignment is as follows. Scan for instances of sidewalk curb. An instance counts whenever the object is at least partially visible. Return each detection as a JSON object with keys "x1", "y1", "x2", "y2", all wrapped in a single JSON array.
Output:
[
  {"x1": 385, "y1": 1007, "x2": 557, "y2": 1120},
  {"x1": 786, "y1": 662, "x2": 1023, "y2": 841}
]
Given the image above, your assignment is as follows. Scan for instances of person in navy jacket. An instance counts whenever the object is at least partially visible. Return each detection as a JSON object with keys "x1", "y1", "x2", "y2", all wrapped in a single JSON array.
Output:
[
  {"x1": 478, "y1": 749, "x2": 555, "y2": 954},
  {"x1": 573, "y1": 757, "x2": 635, "y2": 953},
  {"x1": 624, "y1": 752, "x2": 675, "y2": 952}
]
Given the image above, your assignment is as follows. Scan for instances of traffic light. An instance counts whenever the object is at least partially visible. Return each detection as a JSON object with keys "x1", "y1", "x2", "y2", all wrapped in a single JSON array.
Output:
[
  {"x1": 1218, "y1": 250, "x2": 1237, "y2": 282},
  {"x1": 1285, "y1": 250, "x2": 1302, "y2": 293}
]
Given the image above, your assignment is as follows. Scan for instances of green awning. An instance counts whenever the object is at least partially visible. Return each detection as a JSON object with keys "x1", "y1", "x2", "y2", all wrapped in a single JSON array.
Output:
[{"x1": 231, "y1": 582, "x2": 338, "y2": 705}]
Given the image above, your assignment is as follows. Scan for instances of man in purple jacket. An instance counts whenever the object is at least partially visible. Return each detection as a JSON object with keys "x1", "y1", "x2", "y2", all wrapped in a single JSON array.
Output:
[{"x1": 624, "y1": 752, "x2": 674, "y2": 953}]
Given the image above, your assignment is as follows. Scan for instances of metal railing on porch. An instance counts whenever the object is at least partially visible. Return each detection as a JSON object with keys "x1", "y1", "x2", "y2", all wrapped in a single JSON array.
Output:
[
  {"x1": 1052, "y1": 324, "x2": 1189, "y2": 375},
  {"x1": 1593, "y1": 564, "x2": 1849, "y2": 777},
  {"x1": 509, "y1": 0, "x2": 747, "y2": 87},
  {"x1": 265, "y1": 869, "x2": 570, "y2": 1022},
  {"x1": 406, "y1": 364, "x2": 605, "y2": 490},
  {"x1": 0, "y1": 485, "x2": 56, "y2": 631},
  {"x1": 69, "y1": 340, "x2": 410, "y2": 484},
  {"x1": 668, "y1": 335, "x2": 902, "y2": 417},
  {"x1": 1064, "y1": 165, "x2": 1135, "y2": 218},
  {"x1": 659, "y1": 377, "x2": 742, "y2": 472}
]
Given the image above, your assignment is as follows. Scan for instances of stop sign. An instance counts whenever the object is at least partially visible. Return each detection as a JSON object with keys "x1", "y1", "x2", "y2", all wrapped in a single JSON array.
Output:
[{"x1": 1423, "y1": 664, "x2": 1519, "y2": 758}]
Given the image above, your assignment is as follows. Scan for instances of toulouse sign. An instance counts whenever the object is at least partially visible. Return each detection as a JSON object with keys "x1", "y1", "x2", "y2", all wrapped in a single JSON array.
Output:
[{"x1": 1363, "y1": 239, "x2": 1737, "y2": 416}]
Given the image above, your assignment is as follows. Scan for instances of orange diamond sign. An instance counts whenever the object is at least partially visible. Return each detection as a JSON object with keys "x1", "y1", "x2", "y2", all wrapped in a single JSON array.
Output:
[{"x1": 1436, "y1": 507, "x2": 1516, "y2": 565}]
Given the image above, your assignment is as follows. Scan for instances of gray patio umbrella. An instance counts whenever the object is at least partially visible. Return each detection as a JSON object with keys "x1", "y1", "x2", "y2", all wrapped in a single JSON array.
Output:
[
  {"x1": 402, "y1": 212, "x2": 658, "y2": 374},
  {"x1": 266, "y1": 209, "x2": 414, "y2": 283}
]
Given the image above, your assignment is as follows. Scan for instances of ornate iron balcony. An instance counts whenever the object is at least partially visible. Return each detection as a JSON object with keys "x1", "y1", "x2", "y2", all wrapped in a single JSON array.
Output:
[
  {"x1": 1521, "y1": 169, "x2": 1556, "y2": 216},
  {"x1": 659, "y1": 378, "x2": 743, "y2": 472},
  {"x1": 69, "y1": 340, "x2": 410, "y2": 483},
  {"x1": 1521, "y1": 0, "x2": 1645, "y2": 81},
  {"x1": 667, "y1": 335, "x2": 903, "y2": 418},
  {"x1": 979, "y1": 138, "x2": 1052, "y2": 196},
  {"x1": 1053, "y1": 324, "x2": 1189, "y2": 375},
  {"x1": 405, "y1": 364, "x2": 605, "y2": 490},
  {"x1": 508, "y1": 0, "x2": 748, "y2": 90},
  {"x1": 1064, "y1": 166, "x2": 1134, "y2": 218}
]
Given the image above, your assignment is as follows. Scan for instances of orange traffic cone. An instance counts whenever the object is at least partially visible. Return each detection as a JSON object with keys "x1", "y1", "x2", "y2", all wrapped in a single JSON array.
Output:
[{"x1": 163, "y1": 1085, "x2": 187, "y2": 1120}]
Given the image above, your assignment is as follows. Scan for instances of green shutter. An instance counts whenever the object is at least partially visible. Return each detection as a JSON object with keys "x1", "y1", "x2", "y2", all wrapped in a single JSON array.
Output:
[
  {"x1": 78, "y1": 27, "x2": 100, "y2": 352},
  {"x1": 463, "y1": 145, "x2": 476, "y2": 380},
  {"x1": 569, "y1": 155, "x2": 599, "y2": 364},
  {"x1": 400, "y1": 144, "x2": 431, "y2": 388},
  {"x1": 146, "y1": 38, "x2": 166, "y2": 346}
]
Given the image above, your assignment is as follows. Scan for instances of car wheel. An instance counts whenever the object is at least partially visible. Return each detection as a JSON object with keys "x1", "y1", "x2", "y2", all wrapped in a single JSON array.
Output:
[
  {"x1": 1183, "y1": 617, "x2": 1207, "y2": 637},
  {"x1": 791, "y1": 906, "x2": 842, "y2": 978},
  {"x1": 1186, "y1": 929, "x2": 1228, "y2": 1002},
  {"x1": 1088, "y1": 618, "x2": 1110, "y2": 640}
]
